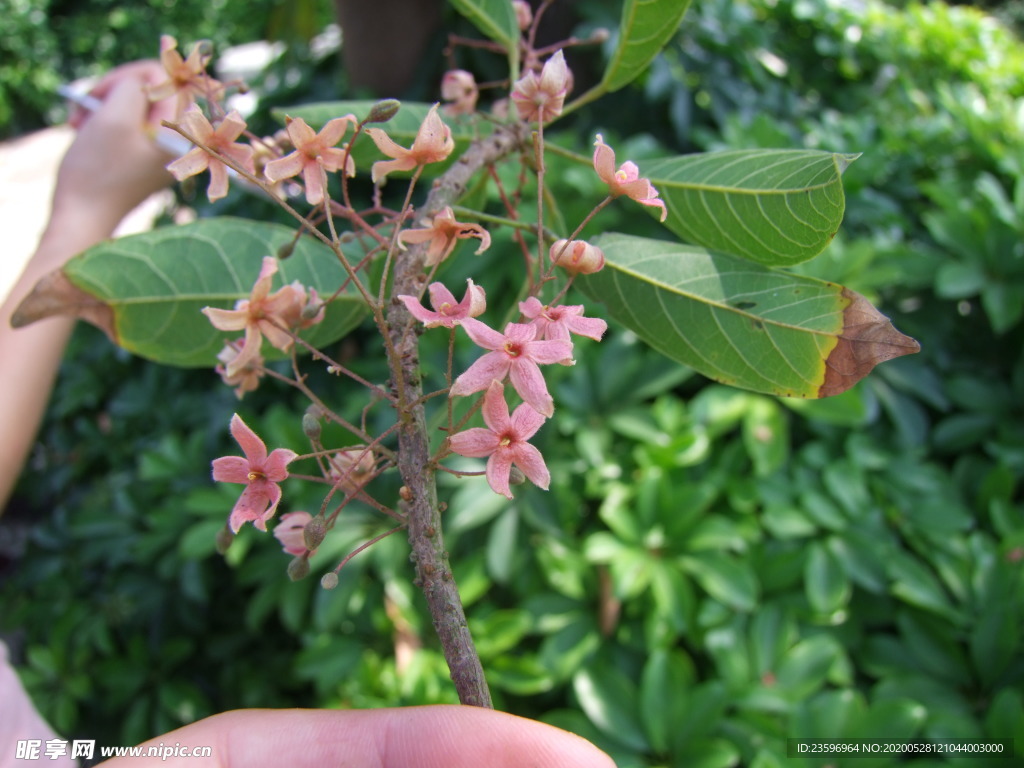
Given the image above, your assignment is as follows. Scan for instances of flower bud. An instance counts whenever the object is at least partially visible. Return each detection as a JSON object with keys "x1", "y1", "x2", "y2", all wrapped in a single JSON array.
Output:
[
  {"x1": 303, "y1": 515, "x2": 328, "y2": 550},
  {"x1": 302, "y1": 411, "x2": 322, "y2": 440},
  {"x1": 321, "y1": 572, "x2": 340, "y2": 590},
  {"x1": 301, "y1": 300, "x2": 323, "y2": 321},
  {"x1": 550, "y1": 239, "x2": 606, "y2": 275},
  {"x1": 215, "y1": 526, "x2": 234, "y2": 555},
  {"x1": 287, "y1": 555, "x2": 310, "y2": 581},
  {"x1": 277, "y1": 241, "x2": 296, "y2": 260},
  {"x1": 508, "y1": 466, "x2": 526, "y2": 486},
  {"x1": 441, "y1": 70, "x2": 478, "y2": 115},
  {"x1": 367, "y1": 99, "x2": 401, "y2": 124},
  {"x1": 512, "y1": 0, "x2": 532, "y2": 30}
]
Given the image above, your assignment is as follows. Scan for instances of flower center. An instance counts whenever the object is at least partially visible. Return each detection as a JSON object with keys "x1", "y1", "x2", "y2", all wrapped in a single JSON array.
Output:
[
  {"x1": 504, "y1": 341, "x2": 522, "y2": 358},
  {"x1": 499, "y1": 435, "x2": 513, "y2": 448},
  {"x1": 248, "y1": 470, "x2": 265, "y2": 482}
]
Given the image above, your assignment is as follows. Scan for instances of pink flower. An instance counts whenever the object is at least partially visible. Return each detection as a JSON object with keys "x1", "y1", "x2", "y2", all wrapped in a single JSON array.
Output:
[
  {"x1": 448, "y1": 380, "x2": 550, "y2": 499},
  {"x1": 519, "y1": 297, "x2": 608, "y2": 345},
  {"x1": 216, "y1": 339, "x2": 265, "y2": 398},
  {"x1": 592, "y1": 134, "x2": 667, "y2": 222},
  {"x1": 146, "y1": 35, "x2": 224, "y2": 118},
  {"x1": 167, "y1": 108, "x2": 255, "y2": 201},
  {"x1": 365, "y1": 104, "x2": 454, "y2": 183},
  {"x1": 451, "y1": 318, "x2": 573, "y2": 417},
  {"x1": 202, "y1": 256, "x2": 319, "y2": 377},
  {"x1": 441, "y1": 70, "x2": 478, "y2": 116},
  {"x1": 213, "y1": 413, "x2": 298, "y2": 533},
  {"x1": 549, "y1": 239, "x2": 606, "y2": 275},
  {"x1": 263, "y1": 115, "x2": 358, "y2": 205},
  {"x1": 398, "y1": 207, "x2": 491, "y2": 266},
  {"x1": 398, "y1": 279, "x2": 486, "y2": 328},
  {"x1": 274, "y1": 511, "x2": 316, "y2": 556},
  {"x1": 511, "y1": 50, "x2": 571, "y2": 123}
]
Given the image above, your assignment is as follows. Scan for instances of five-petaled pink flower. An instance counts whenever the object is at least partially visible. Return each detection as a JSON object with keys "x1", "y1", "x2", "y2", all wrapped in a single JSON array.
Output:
[
  {"x1": 398, "y1": 207, "x2": 491, "y2": 266},
  {"x1": 167, "y1": 108, "x2": 255, "y2": 201},
  {"x1": 274, "y1": 511, "x2": 316, "y2": 556},
  {"x1": 448, "y1": 380, "x2": 550, "y2": 499},
  {"x1": 365, "y1": 104, "x2": 454, "y2": 184},
  {"x1": 451, "y1": 318, "x2": 573, "y2": 417},
  {"x1": 398, "y1": 279, "x2": 486, "y2": 328},
  {"x1": 511, "y1": 49, "x2": 571, "y2": 123},
  {"x1": 264, "y1": 115, "x2": 358, "y2": 205},
  {"x1": 592, "y1": 133, "x2": 667, "y2": 222},
  {"x1": 146, "y1": 35, "x2": 224, "y2": 118},
  {"x1": 519, "y1": 297, "x2": 608, "y2": 346},
  {"x1": 203, "y1": 256, "x2": 322, "y2": 377},
  {"x1": 213, "y1": 413, "x2": 298, "y2": 533}
]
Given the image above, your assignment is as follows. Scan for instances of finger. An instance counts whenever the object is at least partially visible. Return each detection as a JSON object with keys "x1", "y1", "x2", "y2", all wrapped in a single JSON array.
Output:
[{"x1": 98, "y1": 706, "x2": 616, "y2": 768}]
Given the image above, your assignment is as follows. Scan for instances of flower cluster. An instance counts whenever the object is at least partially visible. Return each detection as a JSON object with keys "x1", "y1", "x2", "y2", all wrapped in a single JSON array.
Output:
[{"x1": 186, "y1": 25, "x2": 670, "y2": 560}]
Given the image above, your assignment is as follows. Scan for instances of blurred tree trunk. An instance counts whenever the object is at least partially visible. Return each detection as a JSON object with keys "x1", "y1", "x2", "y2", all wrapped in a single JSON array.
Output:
[{"x1": 333, "y1": 0, "x2": 443, "y2": 96}]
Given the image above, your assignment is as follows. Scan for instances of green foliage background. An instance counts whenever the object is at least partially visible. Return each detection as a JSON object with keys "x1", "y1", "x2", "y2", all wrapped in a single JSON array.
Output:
[{"x1": 2, "y1": 0, "x2": 1023, "y2": 765}]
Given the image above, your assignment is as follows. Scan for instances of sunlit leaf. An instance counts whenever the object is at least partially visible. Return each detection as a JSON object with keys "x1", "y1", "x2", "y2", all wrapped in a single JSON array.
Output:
[
  {"x1": 646, "y1": 149, "x2": 858, "y2": 266},
  {"x1": 12, "y1": 218, "x2": 367, "y2": 367},
  {"x1": 579, "y1": 233, "x2": 920, "y2": 399},
  {"x1": 450, "y1": 0, "x2": 519, "y2": 58},
  {"x1": 601, "y1": 0, "x2": 692, "y2": 93}
]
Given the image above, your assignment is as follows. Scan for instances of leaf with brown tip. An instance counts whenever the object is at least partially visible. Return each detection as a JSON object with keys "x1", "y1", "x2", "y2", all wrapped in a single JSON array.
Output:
[
  {"x1": 10, "y1": 268, "x2": 118, "y2": 341},
  {"x1": 819, "y1": 288, "x2": 921, "y2": 397}
]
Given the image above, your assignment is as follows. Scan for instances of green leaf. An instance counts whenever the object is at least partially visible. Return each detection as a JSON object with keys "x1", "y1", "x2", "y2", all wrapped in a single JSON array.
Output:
[
  {"x1": 851, "y1": 697, "x2": 926, "y2": 741},
  {"x1": 887, "y1": 551, "x2": 966, "y2": 625},
  {"x1": 641, "y1": 649, "x2": 696, "y2": 752},
  {"x1": 805, "y1": 540, "x2": 852, "y2": 614},
  {"x1": 579, "y1": 233, "x2": 919, "y2": 398},
  {"x1": 449, "y1": 0, "x2": 519, "y2": 60},
  {"x1": 573, "y1": 666, "x2": 649, "y2": 752},
  {"x1": 20, "y1": 218, "x2": 367, "y2": 367},
  {"x1": 646, "y1": 149, "x2": 857, "y2": 266},
  {"x1": 742, "y1": 396, "x2": 789, "y2": 476},
  {"x1": 683, "y1": 551, "x2": 759, "y2": 611},
  {"x1": 273, "y1": 100, "x2": 488, "y2": 178},
  {"x1": 486, "y1": 507, "x2": 520, "y2": 584},
  {"x1": 774, "y1": 635, "x2": 842, "y2": 701},
  {"x1": 601, "y1": 0, "x2": 692, "y2": 93}
]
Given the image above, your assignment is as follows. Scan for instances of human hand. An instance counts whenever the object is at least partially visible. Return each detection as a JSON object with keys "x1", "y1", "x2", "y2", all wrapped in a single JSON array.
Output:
[
  {"x1": 97, "y1": 705, "x2": 616, "y2": 768},
  {"x1": 52, "y1": 60, "x2": 177, "y2": 233}
]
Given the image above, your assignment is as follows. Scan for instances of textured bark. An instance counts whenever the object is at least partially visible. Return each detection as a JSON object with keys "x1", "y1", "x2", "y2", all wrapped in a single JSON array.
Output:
[{"x1": 386, "y1": 123, "x2": 526, "y2": 707}]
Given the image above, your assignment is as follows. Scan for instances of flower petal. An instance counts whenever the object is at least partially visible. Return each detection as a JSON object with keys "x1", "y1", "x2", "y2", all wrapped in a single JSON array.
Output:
[
  {"x1": 212, "y1": 455, "x2": 250, "y2": 483},
  {"x1": 448, "y1": 427, "x2": 501, "y2": 458},
  {"x1": 263, "y1": 447, "x2": 299, "y2": 482},
  {"x1": 229, "y1": 413, "x2": 267, "y2": 464},
  {"x1": 480, "y1": 379, "x2": 512, "y2": 433},
  {"x1": 509, "y1": 401, "x2": 546, "y2": 440},
  {"x1": 509, "y1": 359, "x2": 554, "y2": 417},
  {"x1": 485, "y1": 451, "x2": 514, "y2": 499},
  {"x1": 451, "y1": 352, "x2": 511, "y2": 397},
  {"x1": 511, "y1": 442, "x2": 550, "y2": 490},
  {"x1": 264, "y1": 152, "x2": 305, "y2": 183},
  {"x1": 167, "y1": 148, "x2": 209, "y2": 181},
  {"x1": 460, "y1": 317, "x2": 507, "y2": 351}
]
